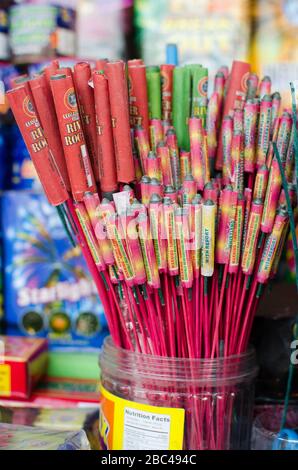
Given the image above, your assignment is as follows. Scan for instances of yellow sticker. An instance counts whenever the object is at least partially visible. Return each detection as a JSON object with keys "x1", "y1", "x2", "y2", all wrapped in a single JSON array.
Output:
[
  {"x1": 99, "y1": 385, "x2": 185, "y2": 450},
  {"x1": 0, "y1": 364, "x2": 11, "y2": 397}
]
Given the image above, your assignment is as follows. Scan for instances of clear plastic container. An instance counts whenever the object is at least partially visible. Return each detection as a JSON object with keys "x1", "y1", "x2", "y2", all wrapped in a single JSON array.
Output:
[
  {"x1": 252, "y1": 407, "x2": 298, "y2": 450},
  {"x1": 99, "y1": 336, "x2": 258, "y2": 450}
]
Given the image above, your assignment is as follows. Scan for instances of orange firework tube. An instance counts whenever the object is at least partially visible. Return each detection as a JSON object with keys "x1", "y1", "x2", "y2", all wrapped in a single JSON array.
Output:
[
  {"x1": 95, "y1": 58, "x2": 108, "y2": 71},
  {"x1": 206, "y1": 92, "x2": 219, "y2": 167},
  {"x1": 7, "y1": 86, "x2": 68, "y2": 206},
  {"x1": 163, "y1": 198, "x2": 179, "y2": 275},
  {"x1": 259, "y1": 76, "x2": 271, "y2": 99},
  {"x1": 149, "y1": 118, "x2": 163, "y2": 152},
  {"x1": 256, "y1": 95, "x2": 272, "y2": 168},
  {"x1": 257, "y1": 208, "x2": 288, "y2": 283},
  {"x1": 164, "y1": 185, "x2": 178, "y2": 203},
  {"x1": 135, "y1": 125, "x2": 150, "y2": 174},
  {"x1": 73, "y1": 62, "x2": 99, "y2": 182},
  {"x1": 124, "y1": 209, "x2": 147, "y2": 285},
  {"x1": 189, "y1": 117, "x2": 204, "y2": 190},
  {"x1": 241, "y1": 199, "x2": 263, "y2": 275},
  {"x1": 149, "y1": 194, "x2": 167, "y2": 273},
  {"x1": 216, "y1": 186, "x2": 238, "y2": 264},
  {"x1": 180, "y1": 150, "x2": 191, "y2": 181},
  {"x1": 84, "y1": 193, "x2": 115, "y2": 266},
  {"x1": 93, "y1": 71, "x2": 118, "y2": 194},
  {"x1": 157, "y1": 141, "x2": 173, "y2": 186},
  {"x1": 146, "y1": 151, "x2": 161, "y2": 181},
  {"x1": 216, "y1": 61, "x2": 250, "y2": 170},
  {"x1": 140, "y1": 175, "x2": 151, "y2": 206},
  {"x1": 175, "y1": 208, "x2": 193, "y2": 288},
  {"x1": 74, "y1": 202, "x2": 105, "y2": 271},
  {"x1": 253, "y1": 164, "x2": 269, "y2": 202},
  {"x1": 276, "y1": 111, "x2": 293, "y2": 166},
  {"x1": 246, "y1": 73, "x2": 259, "y2": 100},
  {"x1": 241, "y1": 188, "x2": 252, "y2": 254},
  {"x1": 128, "y1": 64, "x2": 149, "y2": 135},
  {"x1": 271, "y1": 92, "x2": 281, "y2": 134},
  {"x1": 261, "y1": 158, "x2": 282, "y2": 233},
  {"x1": 106, "y1": 214, "x2": 135, "y2": 286},
  {"x1": 229, "y1": 193, "x2": 245, "y2": 274},
  {"x1": 243, "y1": 99, "x2": 258, "y2": 173},
  {"x1": 203, "y1": 181, "x2": 218, "y2": 204},
  {"x1": 222, "y1": 116, "x2": 233, "y2": 184},
  {"x1": 190, "y1": 194, "x2": 202, "y2": 277},
  {"x1": 160, "y1": 64, "x2": 175, "y2": 122},
  {"x1": 105, "y1": 60, "x2": 135, "y2": 183},
  {"x1": 138, "y1": 213, "x2": 160, "y2": 289},
  {"x1": 166, "y1": 129, "x2": 180, "y2": 189},
  {"x1": 29, "y1": 74, "x2": 70, "y2": 192},
  {"x1": 50, "y1": 74, "x2": 96, "y2": 201},
  {"x1": 182, "y1": 174, "x2": 197, "y2": 204},
  {"x1": 201, "y1": 199, "x2": 216, "y2": 277}
]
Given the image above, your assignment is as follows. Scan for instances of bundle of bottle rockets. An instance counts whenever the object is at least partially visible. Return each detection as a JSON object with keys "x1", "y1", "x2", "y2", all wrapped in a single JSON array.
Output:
[{"x1": 7, "y1": 58, "x2": 297, "y2": 360}]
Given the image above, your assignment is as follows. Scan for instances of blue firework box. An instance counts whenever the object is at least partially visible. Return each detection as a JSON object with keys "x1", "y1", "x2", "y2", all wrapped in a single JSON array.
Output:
[{"x1": 2, "y1": 190, "x2": 108, "y2": 350}]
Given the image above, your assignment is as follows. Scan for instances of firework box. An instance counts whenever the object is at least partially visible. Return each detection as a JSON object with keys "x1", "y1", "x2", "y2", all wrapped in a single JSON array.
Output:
[
  {"x1": 1, "y1": 190, "x2": 108, "y2": 351},
  {"x1": 0, "y1": 335, "x2": 48, "y2": 399}
]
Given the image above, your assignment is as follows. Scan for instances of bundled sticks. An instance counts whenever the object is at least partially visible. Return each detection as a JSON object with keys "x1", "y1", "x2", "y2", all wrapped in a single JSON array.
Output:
[{"x1": 6, "y1": 59, "x2": 298, "y2": 448}]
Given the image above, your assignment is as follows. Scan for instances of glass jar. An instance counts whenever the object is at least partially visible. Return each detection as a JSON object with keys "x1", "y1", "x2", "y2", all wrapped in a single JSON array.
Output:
[{"x1": 99, "y1": 336, "x2": 258, "y2": 450}]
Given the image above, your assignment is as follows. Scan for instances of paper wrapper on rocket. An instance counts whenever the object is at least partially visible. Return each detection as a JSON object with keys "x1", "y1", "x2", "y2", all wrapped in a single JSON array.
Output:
[
  {"x1": 7, "y1": 86, "x2": 68, "y2": 206},
  {"x1": 105, "y1": 60, "x2": 135, "y2": 184},
  {"x1": 160, "y1": 64, "x2": 174, "y2": 122},
  {"x1": 128, "y1": 64, "x2": 149, "y2": 136},
  {"x1": 216, "y1": 60, "x2": 250, "y2": 170},
  {"x1": 50, "y1": 73, "x2": 96, "y2": 202},
  {"x1": 93, "y1": 71, "x2": 118, "y2": 194}
]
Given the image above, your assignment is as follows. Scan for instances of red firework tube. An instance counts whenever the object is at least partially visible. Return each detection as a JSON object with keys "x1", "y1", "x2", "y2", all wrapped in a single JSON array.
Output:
[
  {"x1": 74, "y1": 202, "x2": 105, "y2": 271},
  {"x1": 175, "y1": 207, "x2": 193, "y2": 288},
  {"x1": 149, "y1": 118, "x2": 163, "y2": 151},
  {"x1": 222, "y1": 116, "x2": 233, "y2": 184},
  {"x1": 138, "y1": 213, "x2": 160, "y2": 289},
  {"x1": 135, "y1": 125, "x2": 150, "y2": 174},
  {"x1": 244, "y1": 99, "x2": 258, "y2": 173},
  {"x1": 233, "y1": 109, "x2": 244, "y2": 134},
  {"x1": 231, "y1": 131, "x2": 241, "y2": 181},
  {"x1": 43, "y1": 60, "x2": 60, "y2": 84},
  {"x1": 128, "y1": 64, "x2": 149, "y2": 135},
  {"x1": 125, "y1": 209, "x2": 147, "y2": 285},
  {"x1": 147, "y1": 151, "x2": 161, "y2": 181},
  {"x1": 189, "y1": 117, "x2": 204, "y2": 190},
  {"x1": 127, "y1": 59, "x2": 144, "y2": 67},
  {"x1": 203, "y1": 181, "x2": 218, "y2": 204},
  {"x1": 95, "y1": 58, "x2": 108, "y2": 71},
  {"x1": 213, "y1": 175, "x2": 222, "y2": 191},
  {"x1": 149, "y1": 194, "x2": 167, "y2": 273},
  {"x1": 73, "y1": 62, "x2": 99, "y2": 182},
  {"x1": 241, "y1": 199, "x2": 263, "y2": 275},
  {"x1": 216, "y1": 60, "x2": 250, "y2": 170},
  {"x1": 160, "y1": 64, "x2": 175, "y2": 122},
  {"x1": 241, "y1": 188, "x2": 252, "y2": 255},
  {"x1": 256, "y1": 95, "x2": 272, "y2": 168},
  {"x1": 182, "y1": 174, "x2": 197, "y2": 204},
  {"x1": 50, "y1": 74, "x2": 97, "y2": 201},
  {"x1": 157, "y1": 142, "x2": 173, "y2": 186},
  {"x1": 164, "y1": 185, "x2": 178, "y2": 203},
  {"x1": 246, "y1": 73, "x2": 259, "y2": 100},
  {"x1": 163, "y1": 198, "x2": 179, "y2": 276},
  {"x1": 206, "y1": 92, "x2": 219, "y2": 166},
  {"x1": 233, "y1": 131, "x2": 244, "y2": 194},
  {"x1": 93, "y1": 71, "x2": 118, "y2": 194},
  {"x1": 29, "y1": 74, "x2": 70, "y2": 192},
  {"x1": 7, "y1": 86, "x2": 68, "y2": 206},
  {"x1": 261, "y1": 158, "x2": 282, "y2": 233},
  {"x1": 271, "y1": 92, "x2": 281, "y2": 134},
  {"x1": 180, "y1": 150, "x2": 191, "y2": 181},
  {"x1": 140, "y1": 175, "x2": 151, "y2": 206},
  {"x1": 214, "y1": 71, "x2": 225, "y2": 100},
  {"x1": 166, "y1": 128, "x2": 180, "y2": 189},
  {"x1": 278, "y1": 189, "x2": 286, "y2": 207},
  {"x1": 216, "y1": 186, "x2": 238, "y2": 264},
  {"x1": 149, "y1": 178, "x2": 163, "y2": 199},
  {"x1": 229, "y1": 193, "x2": 245, "y2": 274},
  {"x1": 259, "y1": 76, "x2": 271, "y2": 99},
  {"x1": 106, "y1": 60, "x2": 135, "y2": 183},
  {"x1": 276, "y1": 111, "x2": 293, "y2": 166},
  {"x1": 253, "y1": 164, "x2": 269, "y2": 202}
]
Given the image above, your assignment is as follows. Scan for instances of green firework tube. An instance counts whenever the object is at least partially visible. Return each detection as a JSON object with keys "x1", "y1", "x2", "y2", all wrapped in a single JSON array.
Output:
[
  {"x1": 146, "y1": 66, "x2": 162, "y2": 120},
  {"x1": 191, "y1": 67, "x2": 208, "y2": 127},
  {"x1": 172, "y1": 66, "x2": 191, "y2": 150}
]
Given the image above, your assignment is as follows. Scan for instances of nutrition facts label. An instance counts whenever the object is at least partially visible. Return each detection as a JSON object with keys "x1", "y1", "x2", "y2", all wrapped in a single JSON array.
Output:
[{"x1": 123, "y1": 407, "x2": 171, "y2": 450}]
